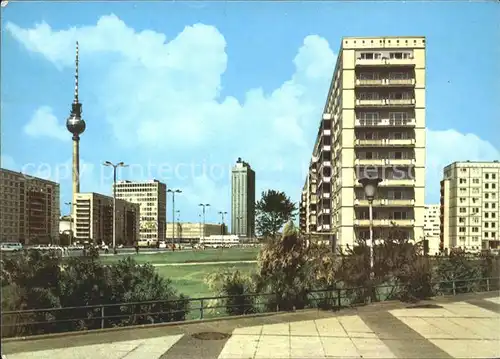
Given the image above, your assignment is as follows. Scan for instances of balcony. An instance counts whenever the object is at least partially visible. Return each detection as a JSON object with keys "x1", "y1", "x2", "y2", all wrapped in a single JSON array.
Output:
[
  {"x1": 355, "y1": 118, "x2": 416, "y2": 127},
  {"x1": 321, "y1": 192, "x2": 331, "y2": 199},
  {"x1": 385, "y1": 138, "x2": 416, "y2": 146},
  {"x1": 355, "y1": 78, "x2": 415, "y2": 87},
  {"x1": 386, "y1": 158, "x2": 415, "y2": 166},
  {"x1": 318, "y1": 208, "x2": 331, "y2": 215},
  {"x1": 356, "y1": 57, "x2": 416, "y2": 67},
  {"x1": 355, "y1": 158, "x2": 385, "y2": 166},
  {"x1": 321, "y1": 145, "x2": 331, "y2": 152},
  {"x1": 323, "y1": 129, "x2": 331, "y2": 136},
  {"x1": 386, "y1": 78, "x2": 415, "y2": 86},
  {"x1": 318, "y1": 176, "x2": 331, "y2": 187},
  {"x1": 386, "y1": 99, "x2": 415, "y2": 106},
  {"x1": 385, "y1": 199, "x2": 415, "y2": 206},
  {"x1": 355, "y1": 139, "x2": 385, "y2": 146},
  {"x1": 355, "y1": 79, "x2": 384, "y2": 86},
  {"x1": 355, "y1": 179, "x2": 415, "y2": 187},
  {"x1": 356, "y1": 99, "x2": 385, "y2": 107}
]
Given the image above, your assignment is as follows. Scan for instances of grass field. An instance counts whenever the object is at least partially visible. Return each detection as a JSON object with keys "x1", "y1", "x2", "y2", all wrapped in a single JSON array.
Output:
[
  {"x1": 156, "y1": 262, "x2": 257, "y2": 298},
  {"x1": 99, "y1": 247, "x2": 259, "y2": 265}
]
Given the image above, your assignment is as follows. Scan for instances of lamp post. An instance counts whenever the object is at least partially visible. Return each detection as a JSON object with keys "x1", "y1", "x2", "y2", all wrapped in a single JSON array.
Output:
[
  {"x1": 358, "y1": 177, "x2": 382, "y2": 302},
  {"x1": 168, "y1": 189, "x2": 182, "y2": 251},
  {"x1": 198, "y1": 203, "x2": 210, "y2": 240},
  {"x1": 176, "y1": 210, "x2": 181, "y2": 245},
  {"x1": 218, "y1": 211, "x2": 228, "y2": 250},
  {"x1": 64, "y1": 201, "x2": 73, "y2": 246},
  {"x1": 103, "y1": 161, "x2": 127, "y2": 252}
]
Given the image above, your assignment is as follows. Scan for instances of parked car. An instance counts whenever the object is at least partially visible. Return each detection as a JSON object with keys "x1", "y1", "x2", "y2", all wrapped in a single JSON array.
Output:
[{"x1": 0, "y1": 243, "x2": 23, "y2": 252}]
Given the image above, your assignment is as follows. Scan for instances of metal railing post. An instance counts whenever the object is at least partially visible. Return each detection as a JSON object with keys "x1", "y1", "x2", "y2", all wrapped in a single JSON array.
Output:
[
  {"x1": 200, "y1": 299, "x2": 204, "y2": 320},
  {"x1": 486, "y1": 278, "x2": 490, "y2": 292},
  {"x1": 452, "y1": 280, "x2": 456, "y2": 296},
  {"x1": 101, "y1": 306, "x2": 105, "y2": 329},
  {"x1": 337, "y1": 288, "x2": 341, "y2": 308}
]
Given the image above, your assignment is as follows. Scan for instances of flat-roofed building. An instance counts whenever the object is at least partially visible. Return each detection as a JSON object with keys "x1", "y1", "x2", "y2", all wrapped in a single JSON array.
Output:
[
  {"x1": 114, "y1": 180, "x2": 167, "y2": 242},
  {"x1": 424, "y1": 204, "x2": 441, "y2": 255},
  {"x1": 0, "y1": 168, "x2": 60, "y2": 244},
  {"x1": 301, "y1": 36, "x2": 426, "y2": 250},
  {"x1": 440, "y1": 161, "x2": 500, "y2": 253},
  {"x1": 166, "y1": 222, "x2": 226, "y2": 242},
  {"x1": 74, "y1": 192, "x2": 139, "y2": 245}
]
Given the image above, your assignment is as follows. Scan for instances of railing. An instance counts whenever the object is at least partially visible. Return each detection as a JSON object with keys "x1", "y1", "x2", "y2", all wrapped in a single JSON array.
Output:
[{"x1": 1, "y1": 277, "x2": 498, "y2": 339}]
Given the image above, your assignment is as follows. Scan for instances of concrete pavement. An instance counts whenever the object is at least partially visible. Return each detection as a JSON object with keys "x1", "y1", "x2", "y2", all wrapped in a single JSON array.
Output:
[{"x1": 2, "y1": 292, "x2": 499, "y2": 359}]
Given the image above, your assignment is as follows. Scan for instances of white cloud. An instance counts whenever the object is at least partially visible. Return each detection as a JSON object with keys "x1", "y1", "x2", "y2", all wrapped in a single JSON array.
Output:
[
  {"x1": 426, "y1": 128, "x2": 499, "y2": 202},
  {"x1": 6, "y1": 15, "x2": 499, "y2": 215},
  {"x1": 24, "y1": 106, "x2": 68, "y2": 141}
]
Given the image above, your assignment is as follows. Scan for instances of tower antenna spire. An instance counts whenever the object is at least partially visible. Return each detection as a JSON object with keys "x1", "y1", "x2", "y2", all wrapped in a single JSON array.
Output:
[{"x1": 74, "y1": 41, "x2": 79, "y2": 104}]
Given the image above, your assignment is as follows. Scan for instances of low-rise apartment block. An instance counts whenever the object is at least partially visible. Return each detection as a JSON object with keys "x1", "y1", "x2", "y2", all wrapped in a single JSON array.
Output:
[
  {"x1": 166, "y1": 222, "x2": 227, "y2": 241},
  {"x1": 440, "y1": 161, "x2": 500, "y2": 253},
  {"x1": 0, "y1": 168, "x2": 60, "y2": 244},
  {"x1": 300, "y1": 36, "x2": 426, "y2": 249},
  {"x1": 114, "y1": 180, "x2": 167, "y2": 242},
  {"x1": 74, "y1": 192, "x2": 139, "y2": 245}
]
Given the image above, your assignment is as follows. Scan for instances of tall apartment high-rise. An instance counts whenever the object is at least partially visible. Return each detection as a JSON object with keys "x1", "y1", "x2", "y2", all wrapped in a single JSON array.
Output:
[
  {"x1": 114, "y1": 180, "x2": 167, "y2": 242},
  {"x1": 73, "y1": 192, "x2": 139, "y2": 245},
  {"x1": 0, "y1": 168, "x2": 60, "y2": 244},
  {"x1": 301, "y1": 36, "x2": 426, "y2": 249},
  {"x1": 231, "y1": 157, "x2": 256, "y2": 238},
  {"x1": 440, "y1": 161, "x2": 500, "y2": 254}
]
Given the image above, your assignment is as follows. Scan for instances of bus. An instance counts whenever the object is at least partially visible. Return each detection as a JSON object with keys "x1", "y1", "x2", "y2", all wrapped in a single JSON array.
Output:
[{"x1": 199, "y1": 235, "x2": 240, "y2": 249}]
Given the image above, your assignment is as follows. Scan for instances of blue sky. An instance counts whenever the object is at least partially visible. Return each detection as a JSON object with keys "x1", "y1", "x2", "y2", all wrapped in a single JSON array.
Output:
[{"x1": 1, "y1": 1, "x2": 499, "y2": 226}]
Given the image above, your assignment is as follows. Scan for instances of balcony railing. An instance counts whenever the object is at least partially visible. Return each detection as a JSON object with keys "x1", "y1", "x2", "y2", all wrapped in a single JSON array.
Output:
[
  {"x1": 356, "y1": 99, "x2": 415, "y2": 107},
  {"x1": 356, "y1": 78, "x2": 415, "y2": 86},
  {"x1": 355, "y1": 138, "x2": 415, "y2": 147},
  {"x1": 355, "y1": 179, "x2": 416, "y2": 187},
  {"x1": 355, "y1": 118, "x2": 416, "y2": 127},
  {"x1": 354, "y1": 199, "x2": 415, "y2": 207},
  {"x1": 356, "y1": 58, "x2": 416, "y2": 67},
  {"x1": 355, "y1": 158, "x2": 385, "y2": 166},
  {"x1": 354, "y1": 219, "x2": 415, "y2": 226}
]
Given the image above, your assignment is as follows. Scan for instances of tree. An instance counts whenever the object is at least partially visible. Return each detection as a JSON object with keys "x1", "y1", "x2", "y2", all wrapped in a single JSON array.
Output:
[{"x1": 255, "y1": 190, "x2": 297, "y2": 238}]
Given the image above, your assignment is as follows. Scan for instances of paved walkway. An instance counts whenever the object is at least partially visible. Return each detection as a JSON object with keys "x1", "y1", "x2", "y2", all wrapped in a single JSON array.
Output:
[{"x1": 2, "y1": 292, "x2": 499, "y2": 359}]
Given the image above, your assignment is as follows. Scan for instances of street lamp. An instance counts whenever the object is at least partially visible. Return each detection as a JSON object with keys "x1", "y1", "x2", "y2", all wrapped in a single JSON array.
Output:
[
  {"x1": 358, "y1": 177, "x2": 382, "y2": 286},
  {"x1": 198, "y1": 203, "x2": 210, "y2": 240},
  {"x1": 176, "y1": 210, "x2": 181, "y2": 244},
  {"x1": 168, "y1": 189, "x2": 182, "y2": 251},
  {"x1": 64, "y1": 201, "x2": 73, "y2": 246},
  {"x1": 103, "y1": 161, "x2": 127, "y2": 252},
  {"x1": 218, "y1": 211, "x2": 228, "y2": 236}
]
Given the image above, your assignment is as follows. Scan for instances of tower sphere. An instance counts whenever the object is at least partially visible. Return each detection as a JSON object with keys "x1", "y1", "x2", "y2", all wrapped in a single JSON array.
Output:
[{"x1": 66, "y1": 112, "x2": 86, "y2": 135}]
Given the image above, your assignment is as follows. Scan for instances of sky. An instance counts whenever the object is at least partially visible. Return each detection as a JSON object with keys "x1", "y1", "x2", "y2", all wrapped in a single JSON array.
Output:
[{"x1": 1, "y1": 1, "x2": 499, "y2": 226}]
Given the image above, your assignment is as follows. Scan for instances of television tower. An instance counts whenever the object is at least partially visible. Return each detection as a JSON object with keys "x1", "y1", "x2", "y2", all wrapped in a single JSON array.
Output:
[{"x1": 66, "y1": 42, "x2": 86, "y2": 211}]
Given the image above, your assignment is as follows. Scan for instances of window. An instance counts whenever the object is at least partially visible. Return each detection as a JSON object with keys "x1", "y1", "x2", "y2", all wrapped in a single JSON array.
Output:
[
  {"x1": 460, "y1": 178, "x2": 467, "y2": 184},
  {"x1": 390, "y1": 52, "x2": 403, "y2": 59},
  {"x1": 360, "y1": 52, "x2": 382, "y2": 60},
  {"x1": 459, "y1": 198, "x2": 466, "y2": 203},
  {"x1": 472, "y1": 188, "x2": 479, "y2": 194},
  {"x1": 485, "y1": 193, "x2": 489, "y2": 199},
  {"x1": 459, "y1": 217, "x2": 465, "y2": 223},
  {"x1": 485, "y1": 222, "x2": 489, "y2": 228},
  {"x1": 485, "y1": 213, "x2": 489, "y2": 218},
  {"x1": 389, "y1": 92, "x2": 410, "y2": 100},
  {"x1": 493, "y1": 184, "x2": 497, "y2": 189},
  {"x1": 472, "y1": 227, "x2": 479, "y2": 233},
  {"x1": 393, "y1": 132, "x2": 402, "y2": 140},
  {"x1": 389, "y1": 72, "x2": 409, "y2": 80},
  {"x1": 493, "y1": 223, "x2": 497, "y2": 228},
  {"x1": 364, "y1": 132, "x2": 375, "y2": 140},
  {"x1": 362, "y1": 112, "x2": 379, "y2": 121},
  {"x1": 485, "y1": 174, "x2": 489, "y2": 179},
  {"x1": 485, "y1": 183, "x2": 489, "y2": 189},
  {"x1": 359, "y1": 72, "x2": 379, "y2": 80},
  {"x1": 493, "y1": 174, "x2": 497, "y2": 180},
  {"x1": 389, "y1": 112, "x2": 408, "y2": 121},
  {"x1": 459, "y1": 227, "x2": 466, "y2": 233},
  {"x1": 459, "y1": 208, "x2": 466, "y2": 213},
  {"x1": 473, "y1": 179, "x2": 480, "y2": 184},
  {"x1": 394, "y1": 152, "x2": 403, "y2": 159},
  {"x1": 359, "y1": 92, "x2": 379, "y2": 100}
]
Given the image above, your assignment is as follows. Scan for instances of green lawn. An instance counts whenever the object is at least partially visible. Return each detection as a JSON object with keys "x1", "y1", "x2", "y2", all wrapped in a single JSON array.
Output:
[
  {"x1": 99, "y1": 247, "x2": 259, "y2": 265},
  {"x1": 156, "y1": 262, "x2": 257, "y2": 298}
]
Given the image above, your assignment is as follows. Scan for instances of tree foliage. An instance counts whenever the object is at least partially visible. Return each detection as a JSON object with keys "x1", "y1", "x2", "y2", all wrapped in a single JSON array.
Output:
[
  {"x1": 1, "y1": 249, "x2": 189, "y2": 337},
  {"x1": 255, "y1": 190, "x2": 297, "y2": 238}
]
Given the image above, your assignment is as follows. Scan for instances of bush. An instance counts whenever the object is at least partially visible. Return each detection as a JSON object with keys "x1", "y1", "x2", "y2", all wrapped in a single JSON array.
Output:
[
  {"x1": 1, "y1": 250, "x2": 189, "y2": 337},
  {"x1": 205, "y1": 268, "x2": 257, "y2": 316}
]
